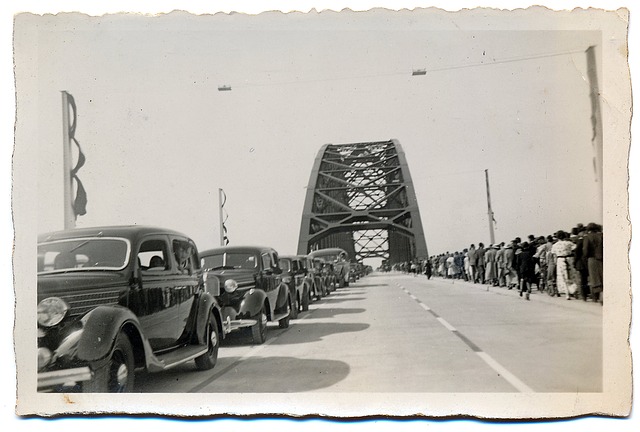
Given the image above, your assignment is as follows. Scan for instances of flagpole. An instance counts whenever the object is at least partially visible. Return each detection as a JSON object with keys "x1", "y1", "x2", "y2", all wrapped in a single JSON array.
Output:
[
  {"x1": 61, "y1": 91, "x2": 75, "y2": 230},
  {"x1": 485, "y1": 169, "x2": 495, "y2": 244},
  {"x1": 585, "y1": 45, "x2": 603, "y2": 213}
]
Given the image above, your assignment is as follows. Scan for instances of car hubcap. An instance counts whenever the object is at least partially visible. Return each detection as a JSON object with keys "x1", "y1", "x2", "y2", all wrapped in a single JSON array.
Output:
[
  {"x1": 115, "y1": 363, "x2": 128, "y2": 390},
  {"x1": 209, "y1": 326, "x2": 218, "y2": 349}
]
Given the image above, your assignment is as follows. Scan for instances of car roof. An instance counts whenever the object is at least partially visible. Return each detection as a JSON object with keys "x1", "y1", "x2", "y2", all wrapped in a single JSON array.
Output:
[
  {"x1": 37, "y1": 225, "x2": 190, "y2": 243},
  {"x1": 200, "y1": 245, "x2": 277, "y2": 256},
  {"x1": 307, "y1": 247, "x2": 348, "y2": 257},
  {"x1": 280, "y1": 255, "x2": 304, "y2": 261}
]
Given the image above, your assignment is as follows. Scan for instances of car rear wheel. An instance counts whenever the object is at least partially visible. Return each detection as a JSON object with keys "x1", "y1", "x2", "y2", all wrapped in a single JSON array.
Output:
[
  {"x1": 301, "y1": 287, "x2": 310, "y2": 311},
  {"x1": 84, "y1": 332, "x2": 135, "y2": 393},
  {"x1": 251, "y1": 305, "x2": 267, "y2": 344},
  {"x1": 195, "y1": 318, "x2": 219, "y2": 370},
  {"x1": 290, "y1": 292, "x2": 299, "y2": 320}
]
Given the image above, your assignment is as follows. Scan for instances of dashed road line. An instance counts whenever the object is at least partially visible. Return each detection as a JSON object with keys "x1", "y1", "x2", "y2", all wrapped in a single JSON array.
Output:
[{"x1": 396, "y1": 282, "x2": 534, "y2": 393}]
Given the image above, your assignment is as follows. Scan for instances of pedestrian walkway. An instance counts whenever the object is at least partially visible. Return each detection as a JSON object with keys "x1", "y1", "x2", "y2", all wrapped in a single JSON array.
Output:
[{"x1": 399, "y1": 272, "x2": 603, "y2": 314}]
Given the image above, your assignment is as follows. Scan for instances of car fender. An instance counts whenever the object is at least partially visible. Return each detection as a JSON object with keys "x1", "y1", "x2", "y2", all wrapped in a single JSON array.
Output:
[
  {"x1": 75, "y1": 305, "x2": 145, "y2": 363},
  {"x1": 195, "y1": 292, "x2": 223, "y2": 344},
  {"x1": 275, "y1": 282, "x2": 290, "y2": 312},
  {"x1": 238, "y1": 288, "x2": 267, "y2": 317}
]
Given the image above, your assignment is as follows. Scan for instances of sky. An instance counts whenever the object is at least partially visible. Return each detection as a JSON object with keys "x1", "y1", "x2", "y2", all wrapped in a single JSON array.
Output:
[
  {"x1": 15, "y1": 10, "x2": 607, "y2": 263},
  {"x1": 3, "y1": 0, "x2": 639, "y2": 430}
]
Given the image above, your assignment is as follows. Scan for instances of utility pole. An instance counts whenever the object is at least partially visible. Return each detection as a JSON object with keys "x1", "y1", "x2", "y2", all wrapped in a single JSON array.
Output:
[
  {"x1": 585, "y1": 45, "x2": 603, "y2": 212},
  {"x1": 61, "y1": 91, "x2": 75, "y2": 230},
  {"x1": 485, "y1": 169, "x2": 495, "y2": 245}
]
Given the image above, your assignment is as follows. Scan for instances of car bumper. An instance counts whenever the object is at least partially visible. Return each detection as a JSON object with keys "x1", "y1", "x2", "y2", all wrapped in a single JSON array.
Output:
[{"x1": 38, "y1": 367, "x2": 93, "y2": 392}]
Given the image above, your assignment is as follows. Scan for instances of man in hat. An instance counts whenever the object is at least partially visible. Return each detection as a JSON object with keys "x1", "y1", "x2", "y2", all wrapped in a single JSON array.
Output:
[{"x1": 583, "y1": 223, "x2": 603, "y2": 303}]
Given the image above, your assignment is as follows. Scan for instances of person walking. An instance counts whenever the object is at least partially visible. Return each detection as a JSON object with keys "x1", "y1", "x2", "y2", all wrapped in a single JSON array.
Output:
[
  {"x1": 516, "y1": 241, "x2": 536, "y2": 300},
  {"x1": 551, "y1": 230, "x2": 578, "y2": 300},
  {"x1": 467, "y1": 244, "x2": 477, "y2": 283},
  {"x1": 583, "y1": 223, "x2": 603, "y2": 303},
  {"x1": 484, "y1": 245, "x2": 497, "y2": 286},
  {"x1": 476, "y1": 243, "x2": 486, "y2": 284}
]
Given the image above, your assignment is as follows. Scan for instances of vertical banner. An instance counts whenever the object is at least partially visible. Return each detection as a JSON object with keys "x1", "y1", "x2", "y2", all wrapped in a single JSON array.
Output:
[
  {"x1": 219, "y1": 188, "x2": 229, "y2": 246},
  {"x1": 61, "y1": 91, "x2": 88, "y2": 229}
]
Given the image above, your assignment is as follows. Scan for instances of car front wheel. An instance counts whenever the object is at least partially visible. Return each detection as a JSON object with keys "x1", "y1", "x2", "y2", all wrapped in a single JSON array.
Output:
[
  {"x1": 279, "y1": 299, "x2": 291, "y2": 329},
  {"x1": 84, "y1": 332, "x2": 135, "y2": 393},
  {"x1": 251, "y1": 305, "x2": 267, "y2": 344}
]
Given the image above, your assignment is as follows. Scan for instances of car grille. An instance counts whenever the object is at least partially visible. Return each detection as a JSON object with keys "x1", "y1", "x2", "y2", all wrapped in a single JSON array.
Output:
[
  {"x1": 205, "y1": 275, "x2": 220, "y2": 296},
  {"x1": 61, "y1": 289, "x2": 122, "y2": 317}
]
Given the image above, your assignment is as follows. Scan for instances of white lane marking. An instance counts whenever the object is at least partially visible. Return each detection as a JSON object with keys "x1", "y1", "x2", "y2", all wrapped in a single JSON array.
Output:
[
  {"x1": 399, "y1": 283, "x2": 534, "y2": 393},
  {"x1": 477, "y1": 352, "x2": 535, "y2": 393},
  {"x1": 437, "y1": 317, "x2": 457, "y2": 332}
]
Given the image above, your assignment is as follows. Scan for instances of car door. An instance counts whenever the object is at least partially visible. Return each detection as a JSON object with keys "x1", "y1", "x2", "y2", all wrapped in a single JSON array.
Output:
[
  {"x1": 169, "y1": 237, "x2": 199, "y2": 344},
  {"x1": 133, "y1": 235, "x2": 182, "y2": 352},
  {"x1": 260, "y1": 251, "x2": 279, "y2": 314}
]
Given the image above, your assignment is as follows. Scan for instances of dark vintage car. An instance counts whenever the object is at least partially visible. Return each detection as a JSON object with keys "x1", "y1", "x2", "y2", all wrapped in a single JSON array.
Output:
[
  {"x1": 199, "y1": 246, "x2": 291, "y2": 344},
  {"x1": 37, "y1": 226, "x2": 223, "y2": 393},
  {"x1": 303, "y1": 255, "x2": 329, "y2": 300},
  {"x1": 279, "y1": 255, "x2": 312, "y2": 316},
  {"x1": 308, "y1": 248, "x2": 351, "y2": 288}
]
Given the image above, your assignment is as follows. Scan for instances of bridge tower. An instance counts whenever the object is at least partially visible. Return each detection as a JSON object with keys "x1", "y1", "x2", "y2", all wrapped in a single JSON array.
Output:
[{"x1": 297, "y1": 139, "x2": 428, "y2": 265}]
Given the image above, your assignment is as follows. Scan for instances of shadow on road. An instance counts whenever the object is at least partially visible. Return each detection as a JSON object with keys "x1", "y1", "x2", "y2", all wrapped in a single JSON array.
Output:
[
  {"x1": 317, "y1": 296, "x2": 367, "y2": 304},
  {"x1": 267, "y1": 321, "x2": 370, "y2": 345},
  {"x1": 134, "y1": 356, "x2": 351, "y2": 393},
  {"x1": 307, "y1": 307, "x2": 366, "y2": 319}
]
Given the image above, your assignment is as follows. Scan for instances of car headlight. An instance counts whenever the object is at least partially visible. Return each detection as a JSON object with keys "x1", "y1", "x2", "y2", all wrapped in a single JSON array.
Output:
[
  {"x1": 224, "y1": 279, "x2": 238, "y2": 293},
  {"x1": 37, "y1": 297, "x2": 69, "y2": 327}
]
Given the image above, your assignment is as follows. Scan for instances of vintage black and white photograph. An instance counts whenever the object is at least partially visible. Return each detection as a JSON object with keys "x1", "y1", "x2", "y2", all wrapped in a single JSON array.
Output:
[{"x1": 9, "y1": 0, "x2": 634, "y2": 424}]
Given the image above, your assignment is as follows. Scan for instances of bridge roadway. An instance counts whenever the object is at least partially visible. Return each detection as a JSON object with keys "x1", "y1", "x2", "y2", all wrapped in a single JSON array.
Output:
[{"x1": 135, "y1": 272, "x2": 603, "y2": 393}]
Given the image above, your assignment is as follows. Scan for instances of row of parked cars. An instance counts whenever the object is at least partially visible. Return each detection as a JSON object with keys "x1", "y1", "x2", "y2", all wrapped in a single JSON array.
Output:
[{"x1": 36, "y1": 225, "x2": 366, "y2": 393}]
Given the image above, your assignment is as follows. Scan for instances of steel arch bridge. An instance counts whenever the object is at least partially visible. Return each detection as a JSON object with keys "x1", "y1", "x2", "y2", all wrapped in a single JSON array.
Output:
[{"x1": 297, "y1": 139, "x2": 428, "y2": 265}]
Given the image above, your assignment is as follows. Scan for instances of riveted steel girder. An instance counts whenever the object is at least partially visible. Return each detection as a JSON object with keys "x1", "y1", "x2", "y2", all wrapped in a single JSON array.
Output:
[{"x1": 297, "y1": 139, "x2": 428, "y2": 264}]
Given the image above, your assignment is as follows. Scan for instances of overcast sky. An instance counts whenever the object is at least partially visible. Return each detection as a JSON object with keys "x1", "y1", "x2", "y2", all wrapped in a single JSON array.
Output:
[{"x1": 15, "y1": 9, "x2": 608, "y2": 262}]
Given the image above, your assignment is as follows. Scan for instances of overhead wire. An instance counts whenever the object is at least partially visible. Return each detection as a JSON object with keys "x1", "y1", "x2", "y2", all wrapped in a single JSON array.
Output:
[{"x1": 221, "y1": 47, "x2": 588, "y2": 90}]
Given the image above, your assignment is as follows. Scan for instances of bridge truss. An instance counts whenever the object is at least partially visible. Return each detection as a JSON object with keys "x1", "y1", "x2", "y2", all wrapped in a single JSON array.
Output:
[{"x1": 297, "y1": 139, "x2": 428, "y2": 265}]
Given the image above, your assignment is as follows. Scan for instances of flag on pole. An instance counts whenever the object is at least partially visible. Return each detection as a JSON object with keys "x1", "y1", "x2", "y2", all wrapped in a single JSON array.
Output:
[
  {"x1": 66, "y1": 94, "x2": 88, "y2": 218},
  {"x1": 220, "y1": 189, "x2": 229, "y2": 245}
]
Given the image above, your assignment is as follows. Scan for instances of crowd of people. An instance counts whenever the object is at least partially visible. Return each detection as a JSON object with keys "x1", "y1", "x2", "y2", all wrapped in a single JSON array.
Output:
[{"x1": 397, "y1": 222, "x2": 604, "y2": 304}]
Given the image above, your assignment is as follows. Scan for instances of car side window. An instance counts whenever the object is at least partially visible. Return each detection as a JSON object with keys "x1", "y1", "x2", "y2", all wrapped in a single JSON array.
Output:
[{"x1": 138, "y1": 239, "x2": 169, "y2": 272}]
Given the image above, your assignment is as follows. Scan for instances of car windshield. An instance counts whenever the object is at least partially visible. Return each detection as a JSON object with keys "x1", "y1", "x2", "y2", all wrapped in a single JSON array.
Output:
[
  {"x1": 38, "y1": 237, "x2": 131, "y2": 274},
  {"x1": 279, "y1": 259, "x2": 292, "y2": 272},
  {"x1": 317, "y1": 254, "x2": 339, "y2": 262},
  {"x1": 202, "y1": 252, "x2": 258, "y2": 270}
]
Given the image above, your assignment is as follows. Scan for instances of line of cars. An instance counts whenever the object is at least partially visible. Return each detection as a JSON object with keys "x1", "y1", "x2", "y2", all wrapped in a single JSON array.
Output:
[{"x1": 36, "y1": 225, "x2": 364, "y2": 393}]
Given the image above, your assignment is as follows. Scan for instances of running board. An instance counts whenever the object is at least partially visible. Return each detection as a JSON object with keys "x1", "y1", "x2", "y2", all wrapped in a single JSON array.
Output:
[
  {"x1": 272, "y1": 312, "x2": 289, "y2": 322},
  {"x1": 155, "y1": 345, "x2": 208, "y2": 370}
]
